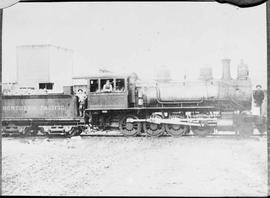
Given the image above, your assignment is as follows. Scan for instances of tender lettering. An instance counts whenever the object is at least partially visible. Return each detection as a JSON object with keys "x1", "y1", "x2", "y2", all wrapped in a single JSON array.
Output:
[{"x1": 3, "y1": 105, "x2": 66, "y2": 111}]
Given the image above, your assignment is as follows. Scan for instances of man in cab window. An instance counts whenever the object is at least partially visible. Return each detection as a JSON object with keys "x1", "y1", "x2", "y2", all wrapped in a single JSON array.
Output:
[{"x1": 102, "y1": 80, "x2": 113, "y2": 92}]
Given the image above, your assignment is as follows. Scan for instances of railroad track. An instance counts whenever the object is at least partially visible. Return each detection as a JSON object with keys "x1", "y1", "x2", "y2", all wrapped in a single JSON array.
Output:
[{"x1": 2, "y1": 129, "x2": 266, "y2": 138}]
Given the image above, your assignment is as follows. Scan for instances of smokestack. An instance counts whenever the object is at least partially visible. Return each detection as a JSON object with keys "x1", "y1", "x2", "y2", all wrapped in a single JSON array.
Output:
[{"x1": 221, "y1": 58, "x2": 232, "y2": 80}]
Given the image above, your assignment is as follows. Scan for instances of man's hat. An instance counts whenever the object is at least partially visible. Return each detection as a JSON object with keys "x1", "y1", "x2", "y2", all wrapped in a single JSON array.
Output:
[{"x1": 256, "y1": 84, "x2": 262, "y2": 88}]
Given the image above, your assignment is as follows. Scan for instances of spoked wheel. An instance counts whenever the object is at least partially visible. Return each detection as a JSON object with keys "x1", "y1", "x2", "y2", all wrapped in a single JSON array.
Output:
[
  {"x1": 24, "y1": 127, "x2": 38, "y2": 136},
  {"x1": 38, "y1": 127, "x2": 45, "y2": 136},
  {"x1": 143, "y1": 114, "x2": 165, "y2": 137},
  {"x1": 119, "y1": 115, "x2": 141, "y2": 136},
  {"x1": 75, "y1": 127, "x2": 84, "y2": 136},
  {"x1": 66, "y1": 127, "x2": 81, "y2": 138},
  {"x1": 165, "y1": 124, "x2": 189, "y2": 137},
  {"x1": 191, "y1": 126, "x2": 213, "y2": 137},
  {"x1": 2, "y1": 133, "x2": 9, "y2": 137}
]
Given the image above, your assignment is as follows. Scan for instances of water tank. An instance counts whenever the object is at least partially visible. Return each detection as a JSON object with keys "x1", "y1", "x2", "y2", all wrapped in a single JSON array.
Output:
[
  {"x1": 199, "y1": 67, "x2": 213, "y2": 81},
  {"x1": 16, "y1": 44, "x2": 74, "y2": 92},
  {"x1": 237, "y1": 60, "x2": 249, "y2": 80}
]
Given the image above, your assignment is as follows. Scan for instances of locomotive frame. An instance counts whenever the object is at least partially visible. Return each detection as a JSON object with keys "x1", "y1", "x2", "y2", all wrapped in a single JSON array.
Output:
[{"x1": 80, "y1": 72, "x2": 266, "y2": 137}]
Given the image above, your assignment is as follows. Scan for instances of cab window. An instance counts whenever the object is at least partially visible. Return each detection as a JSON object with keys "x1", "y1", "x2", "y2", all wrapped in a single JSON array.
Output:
[
  {"x1": 115, "y1": 79, "x2": 125, "y2": 92},
  {"x1": 101, "y1": 79, "x2": 114, "y2": 92},
  {"x1": 90, "y1": 79, "x2": 99, "y2": 92}
]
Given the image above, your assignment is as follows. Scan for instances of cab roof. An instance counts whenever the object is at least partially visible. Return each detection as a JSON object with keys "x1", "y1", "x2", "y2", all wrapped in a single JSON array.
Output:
[{"x1": 73, "y1": 70, "x2": 129, "y2": 80}]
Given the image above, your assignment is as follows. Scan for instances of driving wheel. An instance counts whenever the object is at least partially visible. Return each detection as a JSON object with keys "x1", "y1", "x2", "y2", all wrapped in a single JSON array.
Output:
[
  {"x1": 192, "y1": 126, "x2": 213, "y2": 137},
  {"x1": 119, "y1": 115, "x2": 141, "y2": 136},
  {"x1": 165, "y1": 124, "x2": 188, "y2": 136},
  {"x1": 143, "y1": 114, "x2": 165, "y2": 137}
]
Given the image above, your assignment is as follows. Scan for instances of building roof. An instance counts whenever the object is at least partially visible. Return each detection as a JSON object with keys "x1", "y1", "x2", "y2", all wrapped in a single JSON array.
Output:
[{"x1": 17, "y1": 44, "x2": 73, "y2": 52}]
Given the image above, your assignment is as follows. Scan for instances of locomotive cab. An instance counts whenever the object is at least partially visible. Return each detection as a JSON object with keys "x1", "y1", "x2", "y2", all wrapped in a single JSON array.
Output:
[{"x1": 86, "y1": 74, "x2": 129, "y2": 110}]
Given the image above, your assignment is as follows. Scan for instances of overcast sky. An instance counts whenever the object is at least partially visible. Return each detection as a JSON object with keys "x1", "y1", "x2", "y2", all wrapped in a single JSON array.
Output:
[{"x1": 2, "y1": 2, "x2": 267, "y2": 88}]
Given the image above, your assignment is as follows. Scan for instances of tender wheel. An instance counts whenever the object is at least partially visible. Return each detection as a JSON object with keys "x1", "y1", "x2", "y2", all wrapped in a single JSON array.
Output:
[
  {"x1": 191, "y1": 126, "x2": 213, "y2": 137},
  {"x1": 39, "y1": 127, "x2": 46, "y2": 136},
  {"x1": 24, "y1": 127, "x2": 38, "y2": 136},
  {"x1": 119, "y1": 115, "x2": 141, "y2": 136},
  {"x1": 75, "y1": 128, "x2": 83, "y2": 136},
  {"x1": 66, "y1": 127, "x2": 80, "y2": 138},
  {"x1": 165, "y1": 124, "x2": 188, "y2": 136}
]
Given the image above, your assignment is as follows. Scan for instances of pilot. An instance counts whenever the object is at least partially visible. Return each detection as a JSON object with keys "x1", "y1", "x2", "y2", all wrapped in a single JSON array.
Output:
[
  {"x1": 102, "y1": 80, "x2": 113, "y2": 92},
  {"x1": 76, "y1": 89, "x2": 87, "y2": 117}
]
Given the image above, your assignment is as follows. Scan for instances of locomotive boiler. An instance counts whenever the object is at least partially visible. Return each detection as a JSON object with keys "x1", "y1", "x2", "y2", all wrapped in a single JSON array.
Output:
[{"x1": 140, "y1": 59, "x2": 251, "y2": 110}]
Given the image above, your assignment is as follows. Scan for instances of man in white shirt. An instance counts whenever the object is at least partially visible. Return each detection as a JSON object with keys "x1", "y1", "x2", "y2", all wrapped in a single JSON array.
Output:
[
  {"x1": 102, "y1": 80, "x2": 113, "y2": 92},
  {"x1": 76, "y1": 89, "x2": 87, "y2": 117}
]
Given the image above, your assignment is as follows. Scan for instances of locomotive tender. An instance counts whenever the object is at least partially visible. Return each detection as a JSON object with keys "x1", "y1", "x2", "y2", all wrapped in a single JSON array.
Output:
[
  {"x1": 2, "y1": 59, "x2": 266, "y2": 137},
  {"x1": 2, "y1": 93, "x2": 85, "y2": 136}
]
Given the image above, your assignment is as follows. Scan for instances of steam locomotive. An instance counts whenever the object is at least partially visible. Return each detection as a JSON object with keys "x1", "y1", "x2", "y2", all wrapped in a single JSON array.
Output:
[{"x1": 1, "y1": 59, "x2": 266, "y2": 137}]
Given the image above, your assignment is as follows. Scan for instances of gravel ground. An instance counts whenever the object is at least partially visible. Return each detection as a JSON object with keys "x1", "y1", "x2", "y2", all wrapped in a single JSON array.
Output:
[{"x1": 2, "y1": 134, "x2": 267, "y2": 196}]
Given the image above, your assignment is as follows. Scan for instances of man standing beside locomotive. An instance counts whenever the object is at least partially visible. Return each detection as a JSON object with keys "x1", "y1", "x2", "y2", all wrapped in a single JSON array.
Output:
[
  {"x1": 76, "y1": 89, "x2": 87, "y2": 117},
  {"x1": 253, "y1": 84, "x2": 265, "y2": 116}
]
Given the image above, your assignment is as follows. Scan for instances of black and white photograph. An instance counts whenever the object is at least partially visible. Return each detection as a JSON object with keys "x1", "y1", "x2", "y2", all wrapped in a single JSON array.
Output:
[{"x1": 1, "y1": 0, "x2": 268, "y2": 196}]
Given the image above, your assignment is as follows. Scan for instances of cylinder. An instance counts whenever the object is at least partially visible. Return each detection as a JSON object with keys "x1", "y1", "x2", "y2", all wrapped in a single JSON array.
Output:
[
  {"x1": 216, "y1": 118, "x2": 234, "y2": 131},
  {"x1": 221, "y1": 58, "x2": 232, "y2": 80}
]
